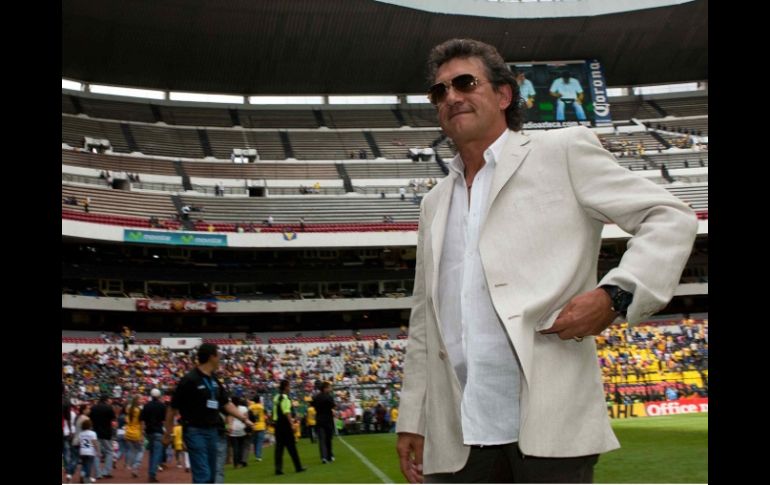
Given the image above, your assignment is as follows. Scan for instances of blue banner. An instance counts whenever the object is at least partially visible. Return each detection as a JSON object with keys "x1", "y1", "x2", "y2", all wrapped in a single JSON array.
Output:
[{"x1": 123, "y1": 230, "x2": 228, "y2": 247}]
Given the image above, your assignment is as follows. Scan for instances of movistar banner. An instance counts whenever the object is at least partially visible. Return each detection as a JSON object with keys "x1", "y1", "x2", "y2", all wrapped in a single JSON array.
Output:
[{"x1": 124, "y1": 230, "x2": 228, "y2": 247}]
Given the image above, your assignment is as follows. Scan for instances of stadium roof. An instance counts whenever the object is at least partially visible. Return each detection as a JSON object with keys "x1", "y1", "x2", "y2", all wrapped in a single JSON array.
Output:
[{"x1": 62, "y1": 0, "x2": 707, "y2": 95}]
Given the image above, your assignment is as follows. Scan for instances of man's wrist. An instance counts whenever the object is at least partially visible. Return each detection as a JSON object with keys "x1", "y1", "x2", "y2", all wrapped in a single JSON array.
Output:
[{"x1": 600, "y1": 285, "x2": 633, "y2": 317}]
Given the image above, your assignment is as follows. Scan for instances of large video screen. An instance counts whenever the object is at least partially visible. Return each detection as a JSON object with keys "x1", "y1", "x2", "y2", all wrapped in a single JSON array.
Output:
[{"x1": 507, "y1": 59, "x2": 612, "y2": 129}]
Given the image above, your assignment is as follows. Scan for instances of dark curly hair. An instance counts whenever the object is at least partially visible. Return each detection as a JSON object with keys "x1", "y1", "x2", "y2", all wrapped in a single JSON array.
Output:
[{"x1": 427, "y1": 38, "x2": 522, "y2": 131}]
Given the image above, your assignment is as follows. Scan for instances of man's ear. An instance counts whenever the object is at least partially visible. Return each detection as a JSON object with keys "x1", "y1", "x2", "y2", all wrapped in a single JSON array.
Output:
[{"x1": 497, "y1": 84, "x2": 513, "y2": 110}]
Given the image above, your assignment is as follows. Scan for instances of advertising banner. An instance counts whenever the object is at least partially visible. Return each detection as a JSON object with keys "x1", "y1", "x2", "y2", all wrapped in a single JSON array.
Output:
[
  {"x1": 135, "y1": 299, "x2": 218, "y2": 313},
  {"x1": 160, "y1": 337, "x2": 203, "y2": 350},
  {"x1": 608, "y1": 398, "x2": 708, "y2": 419},
  {"x1": 507, "y1": 59, "x2": 613, "y2": 129},
  {"x1": 124, "y1": 230, "x2": 227, "y2": 247}
]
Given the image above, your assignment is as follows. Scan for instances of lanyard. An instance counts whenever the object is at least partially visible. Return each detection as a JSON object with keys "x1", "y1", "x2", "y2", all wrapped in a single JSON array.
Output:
[{"x1": 202, "y1": 376, "x2": 218, "y2": 401}]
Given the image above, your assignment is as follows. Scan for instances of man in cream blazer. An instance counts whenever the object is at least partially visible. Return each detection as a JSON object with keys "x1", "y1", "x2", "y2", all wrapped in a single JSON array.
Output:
[{"x1": 396, "y1": 39, "x2": 698, "y2": 483}]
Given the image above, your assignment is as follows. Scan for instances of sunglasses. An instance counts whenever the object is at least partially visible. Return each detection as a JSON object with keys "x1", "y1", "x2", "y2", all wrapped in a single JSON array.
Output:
[{"x1": 427, "y1": 74, "x2": 483, "y2": 105}]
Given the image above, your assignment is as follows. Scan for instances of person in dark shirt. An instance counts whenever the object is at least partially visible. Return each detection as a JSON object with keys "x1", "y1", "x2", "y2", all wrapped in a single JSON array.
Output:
[
  {"x1": 162, "y1": 344, "x2": 252, "y2": 484},
  {"x1": 375, "y1": 403, "x2": 387, "y2": 433},
  {"x1": 311, "y1": 381, "x2": 337, "y2": 464},
  {"x1": 88, "y1": 394, "x2": 115, "y2": 479},
  {"x1": 363, "y1": 407, "x2": 373, "y2": 433},
  {"x1": 273, "y1": 379, "x2": 306, "y2": 475},
  {"x1": 141, "y1": 389, "x2": 167, "y2": 483}
]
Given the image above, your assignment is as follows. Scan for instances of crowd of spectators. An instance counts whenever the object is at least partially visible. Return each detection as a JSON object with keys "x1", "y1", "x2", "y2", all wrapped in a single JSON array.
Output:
[
  {"x1": 597, "y1": 318, "x2": 708, "y2": 403},
  {"x1": 63, "y1": 318, "x2": 708, "y2": 414}
]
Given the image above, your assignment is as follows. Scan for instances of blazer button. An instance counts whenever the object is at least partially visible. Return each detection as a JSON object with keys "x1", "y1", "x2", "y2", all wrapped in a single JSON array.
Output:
[{"x1": 438, "y1": 349, "x2": 447, "y2": 360}]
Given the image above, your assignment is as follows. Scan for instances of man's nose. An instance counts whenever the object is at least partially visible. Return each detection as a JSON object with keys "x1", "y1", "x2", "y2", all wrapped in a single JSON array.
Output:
[{"x1": 443, "y1": 85, "x2": 464, "y2": 105}]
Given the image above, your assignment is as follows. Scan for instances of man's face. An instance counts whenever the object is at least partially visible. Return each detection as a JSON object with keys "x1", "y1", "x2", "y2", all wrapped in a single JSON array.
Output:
[
  {"x1": 210, "y1": 352, "x2": 220, "y2": 370},
  {"x1": 433, "y1": 57, "x2": 511, "y2": 146}
]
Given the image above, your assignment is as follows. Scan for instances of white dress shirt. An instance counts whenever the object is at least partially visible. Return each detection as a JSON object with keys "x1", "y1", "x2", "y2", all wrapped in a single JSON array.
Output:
[
  {"x1": 438, "y1": 128, "x2": 523, "y2": 446},
  {"x1": 549, "y1": 77, "x2": 584, "y2": 100}
]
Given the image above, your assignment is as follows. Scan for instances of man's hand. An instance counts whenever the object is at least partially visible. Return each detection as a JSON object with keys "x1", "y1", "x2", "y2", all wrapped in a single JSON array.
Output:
[
  {"x1": 397, "y1": 432, "x2": 425, "y2": 484},
  {"x1": 539, "y1": 288, "x2": 618, "y2": 340},
  {"x1": 162, "y1": 431, "x2": 172, "y2": 447}
]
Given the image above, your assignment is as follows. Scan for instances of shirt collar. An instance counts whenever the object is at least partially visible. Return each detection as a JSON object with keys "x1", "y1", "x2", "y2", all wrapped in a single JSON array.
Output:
[{"x1": 448, "y1": 128, "x2": 511, "y2": 175}]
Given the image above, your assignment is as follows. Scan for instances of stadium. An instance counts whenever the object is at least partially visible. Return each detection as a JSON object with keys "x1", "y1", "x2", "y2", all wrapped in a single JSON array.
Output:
[{"x1": 61, "y1": 0, "x2": 708, "y2": 483}]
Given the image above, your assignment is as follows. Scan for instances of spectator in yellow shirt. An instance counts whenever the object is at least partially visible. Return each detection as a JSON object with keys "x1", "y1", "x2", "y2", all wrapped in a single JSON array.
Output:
[
  {"x1": 306, "y1": 405, "x2": 317, "y2": 443},
  {"x1": 292, "y1": 413, "x2": 301, "y2": 441},
  {"x1": 390, "y1": 407, "x2": 398, "y2": 433},
  {"x1": 248, "y1": 395, "x2": 266, "y2": 462},
  {"x1": 172, "y1": 420, "x2": 189, "y2": 472}
]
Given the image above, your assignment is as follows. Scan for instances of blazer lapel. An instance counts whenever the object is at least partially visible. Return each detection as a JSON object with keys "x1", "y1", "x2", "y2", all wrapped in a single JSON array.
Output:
[
  {"x1": 428, "y1": 170, "x2": 465, "y2": 395},
  {"x1": 483, "y1": 130, "x2": 532, "y2": 221},
  {"x1": 429, "y1": 170, "x2": 458, "y2": 319}
]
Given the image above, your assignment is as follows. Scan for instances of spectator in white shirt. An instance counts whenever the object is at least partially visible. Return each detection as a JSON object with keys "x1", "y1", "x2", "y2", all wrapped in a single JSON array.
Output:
[{"x1": 549, "y1": 70, "x2": 587, "y2": 121}]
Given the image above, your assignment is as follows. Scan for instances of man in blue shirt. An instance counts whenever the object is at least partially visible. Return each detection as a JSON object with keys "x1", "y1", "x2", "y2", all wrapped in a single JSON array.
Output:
[{"x1": 549, "y1": 70, "x2": 587, "y2": 121}]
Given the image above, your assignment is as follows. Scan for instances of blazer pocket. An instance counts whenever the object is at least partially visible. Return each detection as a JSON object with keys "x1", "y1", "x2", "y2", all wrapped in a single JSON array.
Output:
[{"x1": 535, "y1": 307, "x2": 563, "y2": 332}]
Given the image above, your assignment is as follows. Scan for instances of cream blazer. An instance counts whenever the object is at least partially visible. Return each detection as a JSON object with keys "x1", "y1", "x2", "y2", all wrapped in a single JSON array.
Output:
[{"x1": 396, "y1": 126, "x2": 698, "y2": 474}]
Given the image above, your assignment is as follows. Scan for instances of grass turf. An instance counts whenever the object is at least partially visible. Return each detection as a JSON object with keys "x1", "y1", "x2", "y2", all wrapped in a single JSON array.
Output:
[{"x1": 226, "y1": 413, "x2": 707, "y2": 483}]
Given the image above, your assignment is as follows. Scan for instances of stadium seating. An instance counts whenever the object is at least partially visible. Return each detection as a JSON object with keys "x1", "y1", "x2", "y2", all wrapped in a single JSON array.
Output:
[{"x1": 61, "y1": 318, "x2": 707, "y2": 407}]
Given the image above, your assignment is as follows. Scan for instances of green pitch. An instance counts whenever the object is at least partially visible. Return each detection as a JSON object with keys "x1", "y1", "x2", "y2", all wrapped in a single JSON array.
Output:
[
  {"x1": 595, "y1": 413, "x2": 708, "y2": 483},
  {"x1": 226, "y1": 413, "x2": 707, "y2": 483}
]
